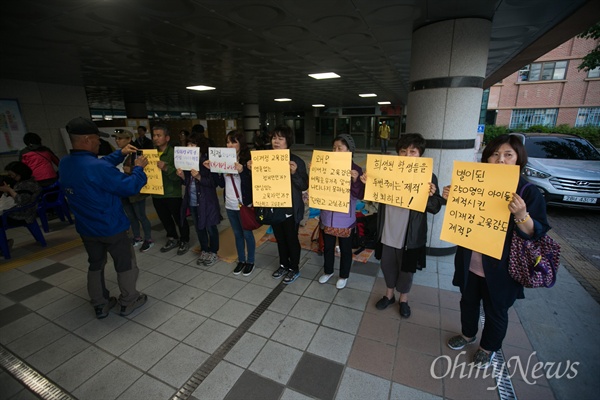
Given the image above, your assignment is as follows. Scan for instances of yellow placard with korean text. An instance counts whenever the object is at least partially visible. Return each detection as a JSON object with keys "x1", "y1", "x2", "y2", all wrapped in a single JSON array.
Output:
[
  {"x1": 363, "y1": 154, "x2": 433, "y2": 212},
  {"x1": 308, "y1": 150, "x2": 352, "y2": 213},
  {"x1": 440, "y1": 161, "x2": 520, "y2": 259},
  {"x1": 139, "y1": 150, "x2": 164, "y2": 195},
  {"x1": 251, "y1": 149, "x2": 292, "y2": 207}
]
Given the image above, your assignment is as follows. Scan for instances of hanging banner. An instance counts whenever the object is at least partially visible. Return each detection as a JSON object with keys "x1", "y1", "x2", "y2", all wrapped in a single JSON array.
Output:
[
  {"x1": 440, "y1": 161, "x2": 520, "y2": 259},
  {"x1": 139, "y1": 149, "x2": 164, "y2": 195},
  {"x1": 363, "y1": 154, "x2": 433, "y2": 212},
  {"x1": 251, "y1": 149, "x2": 292, "y2": 207},
  {"x1": 308, "y1": 150, "x2": 352, "y2": 212}
]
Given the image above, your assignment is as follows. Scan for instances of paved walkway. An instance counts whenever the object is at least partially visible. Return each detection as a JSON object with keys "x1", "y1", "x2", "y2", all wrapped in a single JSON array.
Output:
[{"x1": 1, "y1": 149, "x2": 599, "y2": 400}]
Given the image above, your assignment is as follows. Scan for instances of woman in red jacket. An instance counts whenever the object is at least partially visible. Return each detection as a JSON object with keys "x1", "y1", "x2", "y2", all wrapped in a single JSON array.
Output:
[{"x1": 19, "y1": 132, "x2": 59, "y2": 187}]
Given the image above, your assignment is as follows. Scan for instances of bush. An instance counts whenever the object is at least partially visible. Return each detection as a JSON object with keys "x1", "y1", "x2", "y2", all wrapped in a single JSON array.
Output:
[{"x1": 483, "y1": 125, "x2": 510, "y2": 144}]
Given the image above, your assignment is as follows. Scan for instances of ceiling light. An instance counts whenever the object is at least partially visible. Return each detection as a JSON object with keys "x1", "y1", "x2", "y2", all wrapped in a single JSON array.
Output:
[
  {"x1": 359, "y1": 93, "x2": 377, "y2": 97},
  {"x1": 308, "y1": 72, "x2": 341, "y2": 80},
  {"x1": 274, "y1": 98, "x2": 292, "y2": 102},
  {"x1": 312, "y1": 104, "x2": 325, "y2": 107},
  {"x1": 186, "y1": 85, "x2": 216, "y2": 91},
  {"x1": 378, "y1": 101, "x2": 391, "y2": 105}
]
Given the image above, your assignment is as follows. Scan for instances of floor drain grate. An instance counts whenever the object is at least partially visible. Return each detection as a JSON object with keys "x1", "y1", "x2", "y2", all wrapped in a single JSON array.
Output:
[
  {"x1": 171, "y1": 281, "x2": 287, "y2": 400},
  {"x1": 0, "y1": 345, "x2": 76, "y2": 400},
  {"x1": 480, "y1": 306, "x2": 517, "y2": 400}
]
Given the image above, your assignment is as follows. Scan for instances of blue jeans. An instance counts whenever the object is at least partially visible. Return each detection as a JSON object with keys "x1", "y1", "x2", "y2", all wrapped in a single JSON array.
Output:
[
  {"x1": 381, "y1": 138, "x2": 388, "y2": 154},
  {"x1": 122, "y1": 198, "x2": 152, "y2": 240},
  {"x1": 226, "y1": 208, "x2": 255, "y2": 263},
  {"x1": 191, "y1": 208, "x2": 219, "y2": 253}
]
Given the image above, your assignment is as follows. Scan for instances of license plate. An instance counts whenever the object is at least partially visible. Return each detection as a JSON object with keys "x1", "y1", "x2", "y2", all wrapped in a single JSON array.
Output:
[{"x1": 563, "y1": 195, "x2": 598, "y2": 204}]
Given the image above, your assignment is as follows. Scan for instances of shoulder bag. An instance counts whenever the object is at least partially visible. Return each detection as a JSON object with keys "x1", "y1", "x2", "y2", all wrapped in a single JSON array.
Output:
[
  {"x1": 508, "y1": 183, "x2": 561, "y2": 288},
  {"x1": 230, "y1": 175, "x2": 261, "y2": 231}
]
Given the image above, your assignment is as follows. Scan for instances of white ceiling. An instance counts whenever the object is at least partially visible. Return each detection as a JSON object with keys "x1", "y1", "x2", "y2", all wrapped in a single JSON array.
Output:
[{"x1": 1, "y1": 0, "x2": 596, "y2": 114}]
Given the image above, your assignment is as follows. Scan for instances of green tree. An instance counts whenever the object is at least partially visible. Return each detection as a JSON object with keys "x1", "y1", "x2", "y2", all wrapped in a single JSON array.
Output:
[{"x1": 577, "y1": 22, "x2": 600, "y2": 72}]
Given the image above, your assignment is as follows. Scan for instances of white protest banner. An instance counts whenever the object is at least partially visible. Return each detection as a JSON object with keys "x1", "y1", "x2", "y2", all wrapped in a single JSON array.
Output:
[
  {"x1": 208, "y1": 147, "x2": 238, "y2": 174},
  {"x1": 174, "y1": 146, "x2": 200, "y2": 171}
]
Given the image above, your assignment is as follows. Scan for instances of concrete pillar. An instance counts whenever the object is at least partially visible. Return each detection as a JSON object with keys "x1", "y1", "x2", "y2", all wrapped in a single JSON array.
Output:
[
  {"x1": 243, "y1": 104, "x2": 260, "y2": 144},
  {"x1": 406, "y1": 18, "x2": 491, "y2": 255}
]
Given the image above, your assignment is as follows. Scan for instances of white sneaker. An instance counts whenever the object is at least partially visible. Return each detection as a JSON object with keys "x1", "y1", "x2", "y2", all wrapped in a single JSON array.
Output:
[
  {"x1": 318, "y1": 273, "x2": 334, "y2": 284},
  {"x1": 336, "y1": 278, "x2": 347, "y2": 289}
]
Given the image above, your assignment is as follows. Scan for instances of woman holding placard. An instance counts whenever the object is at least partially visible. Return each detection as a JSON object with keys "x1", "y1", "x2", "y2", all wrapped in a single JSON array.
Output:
[
  {"x1": 214, "y1": 130, "x2": 256, "y2": 276},
  {"x1": 250, "y1": 126, "x2": 308, "y2": 285},
  {"x1": 361, "y1": 133, "x2": 442, "y2": 318},
  {"x1": 176, "y1": 132, "x2": 222, "y2": 267},
  {"x1": 442, "y1": 134, "x2": 549, "y2": 369},
  {"x1": 318, "y1": 134, "x2": 365, "y2": 289}
]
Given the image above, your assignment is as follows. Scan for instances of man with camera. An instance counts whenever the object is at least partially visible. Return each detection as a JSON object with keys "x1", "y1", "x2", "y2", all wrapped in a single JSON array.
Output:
[{"x1": 60, "y1": 117, "x2": 149, "y2": 319}]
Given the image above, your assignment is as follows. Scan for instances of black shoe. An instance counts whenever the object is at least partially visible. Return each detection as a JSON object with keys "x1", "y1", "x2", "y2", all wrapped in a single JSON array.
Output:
[
  {"x1": 94, "y1": 297, "x2": 117, "y2": 319},
  {"x1": 242, "y1": 263, "x2": 255, "y2": 276},
  {"x1": 160, "y1": 238, "x2": 178, "y2": 253},
  {"x1": 399, "y1": 302, "x2": 411, "y2": 318},
  {"x1": 233, "y1": 262, "x2": 245, "y2": 275},
  {"x1": 272, "y1": 265, "x2": 287, "y2": 279},
  {"x1": 176, "y1": 241, "x2": 189, "y2": 255},
  {"x1": 375, "y1": 295, "x2": 395, "y2": 310},
  {"x1": 119, "y1": 293, "x2": 148, "y2": 316}
]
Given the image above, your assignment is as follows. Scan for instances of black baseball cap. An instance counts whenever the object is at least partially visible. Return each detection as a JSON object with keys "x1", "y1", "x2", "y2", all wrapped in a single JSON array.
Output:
[{"x1": 65, "y1": 117, "x2": 109, "y2": 137}]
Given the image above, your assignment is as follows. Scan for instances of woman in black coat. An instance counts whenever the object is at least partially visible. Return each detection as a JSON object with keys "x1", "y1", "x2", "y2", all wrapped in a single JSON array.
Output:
[{"x1": 442, "y1": 134, "x2": 550, "y2": 369}]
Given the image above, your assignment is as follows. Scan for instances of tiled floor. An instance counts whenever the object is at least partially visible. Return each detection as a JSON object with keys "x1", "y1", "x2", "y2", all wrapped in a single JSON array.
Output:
[
  {"x1": 1, "y1": 150, "x2": 599, "y2": 400},
  {"x1": 1, "y1": 212, "x2": 568, "y2": 400}
]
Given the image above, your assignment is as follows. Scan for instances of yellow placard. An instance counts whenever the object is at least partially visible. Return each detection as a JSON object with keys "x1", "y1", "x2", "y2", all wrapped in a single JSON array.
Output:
[
  {"x1": 308, "y1": 150, "x2": 352, "y2": 213},
  {"x1": 139, "y1": 150, "x2": 164, "y2": 195},
  {"x1": 251, "y1": 149, "x2": 292, "y2": 207},
  {"x1": 440, "y1": 161, "x2": 520, "y2": 259},
  {"x1": 363, "y1": 154, "x2": 433, "y2": 212}
]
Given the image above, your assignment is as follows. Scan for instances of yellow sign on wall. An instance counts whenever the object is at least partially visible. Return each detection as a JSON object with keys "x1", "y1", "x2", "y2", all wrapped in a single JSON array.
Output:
[
  {"x1": 309, "y1": 150, "x2": 352, "y2": 213},
  {"x1": 363, "y1": 154, "x2": 433, "y2": 212},
  {"x1": 139, "y1": 150, "x2": 164, "y2": 195},
  {"x1": 251, "y1": 149, "x2": 292, "y2": 207},
  {"x1": 440, "y1": 161, "x2": 520, "y2": 259}
]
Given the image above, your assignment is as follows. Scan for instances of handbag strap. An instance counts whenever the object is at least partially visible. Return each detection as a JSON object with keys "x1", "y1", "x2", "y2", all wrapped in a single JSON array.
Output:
[
  {"x1": 518, "y1": 182, "x2": 533, "y2": 197},
  {"x1": 229, "y1": 175, "x2": 243, "y2": 206}
]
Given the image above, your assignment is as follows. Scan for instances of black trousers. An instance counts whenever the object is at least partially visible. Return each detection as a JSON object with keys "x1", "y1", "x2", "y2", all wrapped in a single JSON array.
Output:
[
  {"x1": 323, "y1": 233, "x2": 353, "y2": 278},
  {"x1": 460, "y1": 271, "x2": 510, "y2": 352},
  {"x1": 271, "y1": 216, "x2": 301, "y2": 272},
  {"x1": 152, "y1": 197, "x2": 189, "y2": 242}
]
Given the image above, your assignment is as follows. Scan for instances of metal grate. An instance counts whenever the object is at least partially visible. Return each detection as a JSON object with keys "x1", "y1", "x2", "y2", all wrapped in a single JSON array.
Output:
[
  {"x1": 479, "y1": 306, "x2": 518, "y2": 400},
  {"x1": 0, "y1": 345, "x2": 76, "y2": 400},
  {"x1": 171, "y1": 279, "x2": 289, "y2": 400}
]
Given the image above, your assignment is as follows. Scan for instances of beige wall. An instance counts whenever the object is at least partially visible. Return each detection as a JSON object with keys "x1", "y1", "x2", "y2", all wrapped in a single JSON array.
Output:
[{"x1": 0, "y1": 79, "x2": 89, "y2": 169}]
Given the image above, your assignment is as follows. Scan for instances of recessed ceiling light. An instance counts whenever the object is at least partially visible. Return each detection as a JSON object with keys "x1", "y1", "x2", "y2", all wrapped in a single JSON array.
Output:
[
  {"x1": 274, "y1": 98, "x2": 292, "y2": 102},
  {"x1": 186, "y1": 85, "x2": 216, "y2": 91},
  {"x1": 359, "y1": 93, "x2": 377, "y2": 97},
  {"x1": 378, "y1": 101, "x2": 391, "y2": 105},
  {"x1": 312, "y1": 104, "x2": 325, "y2": 107},
  {"x1": 308, "y1": 72, "x2": 341, "y2": 80}
]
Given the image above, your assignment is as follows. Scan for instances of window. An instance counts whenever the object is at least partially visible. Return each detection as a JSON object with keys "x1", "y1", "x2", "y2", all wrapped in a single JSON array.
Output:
[
  {"x1": 517, "y1": 61, "x2": 567, "y2": 82},
  {"x1": 575, "y1": 107, "x2": 600, "y2": 127},
  {"x1": 509, "y1": 109, "x2": 558, "y2": 129},
  {"x1": 588, "y1": 67, "x2": 600, "y2": 78}
]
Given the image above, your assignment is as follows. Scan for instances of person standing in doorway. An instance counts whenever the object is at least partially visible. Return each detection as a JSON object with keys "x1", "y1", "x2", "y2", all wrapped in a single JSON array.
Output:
[
  {"x1": 378, "y1": 120, "x2": 390, "y2": 154},
  {"x1": 151, "y1": 124, "x2": 190, "y2": 255}
]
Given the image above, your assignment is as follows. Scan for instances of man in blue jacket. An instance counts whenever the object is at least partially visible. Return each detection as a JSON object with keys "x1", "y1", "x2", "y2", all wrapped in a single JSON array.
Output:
[{"x1": 60, "y1": 117, "x2": 149, "y2": 319}]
